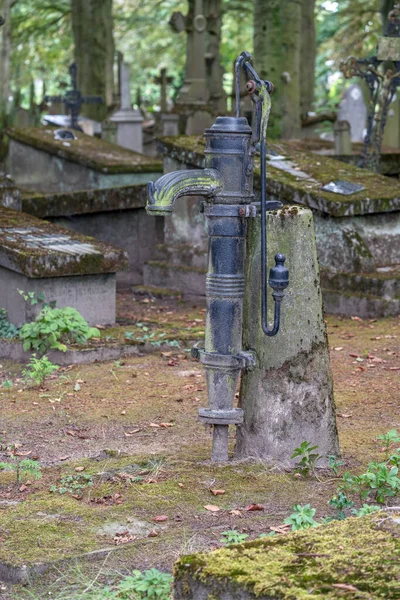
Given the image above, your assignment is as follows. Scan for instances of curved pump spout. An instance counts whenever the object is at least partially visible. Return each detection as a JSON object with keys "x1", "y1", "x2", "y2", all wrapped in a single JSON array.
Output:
[{"x1": 146, "y1": 169, "x2": 224, "y2": 216}]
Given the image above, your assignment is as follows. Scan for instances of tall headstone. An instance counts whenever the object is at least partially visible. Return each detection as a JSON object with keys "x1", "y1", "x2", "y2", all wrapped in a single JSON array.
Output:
[
  {"x1": 338, "y1": 84, "x2": 367, "y2": 142},
  {"x1": 170, "y1": 0, "x2": 225, "y2": 134},
  {"x1": 110, "y1": 62, "x2": 144, "y2": 153},
  {"x1": 383, "y1": 94, "x2": 400, "y2": 148}
]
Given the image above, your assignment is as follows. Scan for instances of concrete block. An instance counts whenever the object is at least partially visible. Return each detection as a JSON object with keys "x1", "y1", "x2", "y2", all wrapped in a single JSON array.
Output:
[{"x1": 236, "y1": 207, "x2": 339, "y2": 465}]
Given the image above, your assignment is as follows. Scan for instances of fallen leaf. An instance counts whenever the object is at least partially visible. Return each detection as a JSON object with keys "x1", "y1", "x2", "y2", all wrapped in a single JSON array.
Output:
[
  {"x1": 178, "y1": 483, "x2": 184, "y2": 488},
  {"x1": 120, "y1": 410, "x2": 126, "y2": 415},
  {"x1": 159, "y1": 422, "x2": 174, "y2": 428},
  {"x1": 147, "y1": 529, "x2": 158, "y2": 537},
  {"x1": 244, "y1": 504, "x2": 264, "y2": 511},
  {"x1": 334, "y1": 347, "x2": 343, "y2": 351},
  {"x1": 14, "y1": 450, "x2": 31, "y2": 457},
  {"x1": 59, "y1": 455, "x2": 70, "y2": 461},
  {"x1": 229, "y1": 509, "x2": 242, "y2": 516},
  {"x1": 210, "y1": 489, "x2": 225, "y2": 496},
  {"x1": 349, "y1": 353, "x2": 359, "y2": 358},
  {"x1": 75, "y1": 466, "x2": 85, "y2": 472},
  {"x1": 337, "y1": 413, "x2": 352, "y2": 418},
  {"x1": 351, "y1": 316, "x2": 363, "y2": 321},
  {"x1": 19, "y1": 484, "x2": 27, "y2": 492},
  {"x1": 203, "y1": 504, "x2": 221, "y2": 512},
  {"x1": 66, "y1": 430, "x2": 75, "y2": 437},
  {"x1": 153, "y1": 515, "x2": 168, "y2": 522}
]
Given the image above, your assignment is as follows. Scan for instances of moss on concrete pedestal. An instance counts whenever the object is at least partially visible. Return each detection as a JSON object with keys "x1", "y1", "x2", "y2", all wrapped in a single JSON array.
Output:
[{"x1": 174, "y1": 512, "x2": 400, "y2": 599}]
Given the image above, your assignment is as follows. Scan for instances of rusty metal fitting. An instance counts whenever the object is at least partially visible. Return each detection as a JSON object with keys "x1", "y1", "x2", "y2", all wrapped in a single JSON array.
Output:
[{"x1": 245, "y1": 80, "x2": 257, "y2": 94}]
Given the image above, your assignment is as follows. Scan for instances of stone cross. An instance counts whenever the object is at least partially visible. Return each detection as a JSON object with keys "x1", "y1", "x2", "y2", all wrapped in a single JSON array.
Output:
[
  {"x1": 340, "y1": 4, "x2": 400, "y2": 170},
  {"x1": 154, "y1": 68, "x2": 173, "y2": 113},
  {"x1": 45, "y1": 63, "x2": 103, "y2": 131},
  {"x1": 110, "y1": 62, "x2": 143, "y2": 153}
]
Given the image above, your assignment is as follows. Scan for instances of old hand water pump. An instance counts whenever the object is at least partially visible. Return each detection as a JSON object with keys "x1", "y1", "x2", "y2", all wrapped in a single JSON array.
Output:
[{"x1": 147, "y1": 52, "x2": 289, "y2": 462}]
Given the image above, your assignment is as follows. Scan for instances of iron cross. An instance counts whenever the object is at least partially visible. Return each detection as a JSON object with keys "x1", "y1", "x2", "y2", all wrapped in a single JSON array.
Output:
[
  {"x1": 45, "y1": 63, "x2": 103, "y2": 131},
  {"x1": 340, "y1": 5, "x2": 400, "y2": 172}
]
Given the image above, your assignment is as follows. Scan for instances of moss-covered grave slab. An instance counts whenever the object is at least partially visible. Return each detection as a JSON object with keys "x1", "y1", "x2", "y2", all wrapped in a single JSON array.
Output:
[
  {"x1": 0, "y1": 206, "x2": 127, "y2": 278},
  {"x1": 21, "y1": 183, "x2": 147, "y2": 219},
  {"x1": 0, "y1": 207, "x2": 128, "y2": 325},
  {"x1": 159, "y1": 136, "x2": 400, "y2": 217},
  {"x1": 284, "y1": 138, "x2": 400, "y2": 177},
  {"x1": 174, "y1": 512, "x2": 400, "y2": 599},
  {"x1": 7, "y1": 127, "x2": 161, "y2": 174},
  {"x1": 6, "y1": 127, "x2": 162, "y2": 194}
]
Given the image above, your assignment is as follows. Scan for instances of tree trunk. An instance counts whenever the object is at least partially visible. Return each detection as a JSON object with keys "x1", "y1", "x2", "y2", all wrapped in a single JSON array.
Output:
[
  {"x1": 300, "y1": 0, "x2": 316, "y2": 120},
  {"x1": 253, "y1": 0, "x2": 302, "y2": 139},
  {"x1": 0, "y1": 0, "x2": 12, "y2": 124},
  {"x1": 71, "y1": 0, "x2": 114, "y2": 121}
]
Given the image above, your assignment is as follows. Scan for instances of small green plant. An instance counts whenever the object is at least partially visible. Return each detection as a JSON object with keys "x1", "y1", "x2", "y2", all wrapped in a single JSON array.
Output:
[
  {"x1": 328, "y1": 454, "x2": 344, "y2": 476},
  {"x1": 50, "y1": 473, "x2": 94, "y2": 496},
  {"x1": 19, "y1": 306, "x2": 100, "y2": 354},
  {"x1": 284, "y1": 504, "x2": 319, "y2": 531},
  {"x1": 328, "y1": 492, "x2": 354, "y2": 520},
  {"x1": 0, "y1": 456, "x2": 42, "y2": 483},
  {"x1": 116, "y1": 568, "x2": 173, "y2": 599},
  {"x1": 0, "y1": 308, "x2": 19, "y2": 339},
  {"x1": 377, "y1": 429, "x2": 400, "y2": 459},
  {"x1": 291, "y1": 441, "x2": 322, "y2": 477},
  {"x1": 18, "y1": 289, "x2": 56, "y2": 309},
  {"x1": 220, "y1": 530, "x2": 249, "y2": 545},
  {"x1": 339, "y1": 462, "x2": 400, "y2": 504},
  {"x1": 22, "y1": 354, "x2": 59, "y2": 386},
  {"x1": 1, "y1": 379, "x2": 13, "y2": 389},
  {"x1": 125, "y1": 330, "x2": 180, "y2": 348},
  {"x1": 351, "y1": 504, "x2": 381, "y2": 517}
]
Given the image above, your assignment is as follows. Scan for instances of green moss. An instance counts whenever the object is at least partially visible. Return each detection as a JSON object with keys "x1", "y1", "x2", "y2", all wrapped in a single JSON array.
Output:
[
  {"x1": 0, "y1": 206, "x2": 128, "y2": 277},
  {"x1": 7, "y1": 127, "x2": 162, "y2": 174},
  {"x1": 175, "y1": 513, "x2": 400, "y2": 598},
  {"x1": 21, "y1": 183, "x2": 148, "y2": 219},
  {"x1": 158, "y1": 136, "x2": 400, "y2": 217}
]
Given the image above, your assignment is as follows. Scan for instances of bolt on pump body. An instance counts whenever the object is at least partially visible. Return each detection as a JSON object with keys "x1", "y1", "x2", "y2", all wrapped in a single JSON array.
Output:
[{"x1": 147, "y1": 52, "x2": 289, "y2": 462}]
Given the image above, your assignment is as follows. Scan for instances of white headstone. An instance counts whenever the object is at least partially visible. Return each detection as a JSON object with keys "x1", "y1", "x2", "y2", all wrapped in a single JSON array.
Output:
[
  {"x1": 110, "y1": 62, "x2": 144, "y2": 154},
  {"x1": 338, "y1": 84, "x2": 367, "y2": 143}
]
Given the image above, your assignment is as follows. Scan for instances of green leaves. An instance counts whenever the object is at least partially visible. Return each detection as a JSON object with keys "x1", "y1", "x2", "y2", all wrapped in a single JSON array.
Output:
[
  {"x1": 22, "y1": 354, "x2": 59, "y2": 386},
  {"x1": 19, "y1": 306, "x2": 100, "y2": 354},
  {"x1": 284, "y1": 504, "x2": 319, "y2": 531},
  {"x1": 291, "y1": 441, "x2": 322, "y2": 477},
  {"x1": 116, "y1": 568, "x2": 173, "y2": 599},
  {"x1": 220, "y1": 530, "x2": 249, "y2": 545}
]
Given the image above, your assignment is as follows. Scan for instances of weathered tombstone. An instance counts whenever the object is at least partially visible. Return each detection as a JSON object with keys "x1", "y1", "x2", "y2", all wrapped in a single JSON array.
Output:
[
  {"x1": 0, "y1": 207, "x2": 127, "y2": 326},
  {"x1": 337, "y1": 84, "x2": 367, "y2": 142},
  {"x1": 0, "y1": 172, "x2": 21, "y2": 210},
  {"x1": 334, "y1": 119, "x2": 352, "y2": 155},
  {"x1": 383, "y1": 93, "x2": 400, "y2": 148},
  {"x1": 101, "y1": 119, "x2": 117, "y2": 145},
  {"x1": 155, "y1": 67, "x2": 173, "y2": 114},
  {"x1": 154, "y1": 67, "x2": 180, "y2": 136},
  {"x1": 236, "y1": 207, "x2": 339, "y2": 463},
  {"x1": 110, "y1": 62, "x2": 144, "y2": 153},
  {"x1": 170, "y1": 0, "x2": 214, "y2": 134}
]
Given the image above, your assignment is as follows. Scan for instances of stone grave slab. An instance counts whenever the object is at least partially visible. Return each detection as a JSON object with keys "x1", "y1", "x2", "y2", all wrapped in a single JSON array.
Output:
[
  {"x1": 0, "y1": 207, "x2": 128, "y2": 325},
  {"x1": 6, "y1": 126, "x2": 162, "y2": 193},
  {"x1": 283, "y1": 137, "x2": 400, "y2": 177},
  {"x1": 20, "y1": 183, "x2": 164, "y2": 287},
  {"x1": 143, "y1": 135, "x2": 400, "y2": 317},
  {"x1": 174, "y1": 512, "x2": 400, "y2": 599}
]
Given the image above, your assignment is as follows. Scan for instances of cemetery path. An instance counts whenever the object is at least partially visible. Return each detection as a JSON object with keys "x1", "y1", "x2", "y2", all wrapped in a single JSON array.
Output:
[{"x1": 0, "y1": 293, "x2": 398, "y2": 598}]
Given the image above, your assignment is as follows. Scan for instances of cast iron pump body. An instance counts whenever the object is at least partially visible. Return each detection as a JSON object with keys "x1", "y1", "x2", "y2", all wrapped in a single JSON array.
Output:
[{"x1": 147, "y1": 52, "x2": 289, "y2": 462}]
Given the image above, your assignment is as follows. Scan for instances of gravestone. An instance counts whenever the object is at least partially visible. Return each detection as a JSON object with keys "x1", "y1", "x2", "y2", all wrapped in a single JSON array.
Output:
[
  {"x1": 110, "y1": 62, "x2": 144, "y2": 153},
  {"x1": 338, "y1": 84, "x2": 367, "y2": 142},
  {"x1": 144, "y1": 135, "x2": 400, "y2": 317},
  {"x1": 383, "y1": 94, "x2": 400, "y2": 148},
  {"x1": 0, "y1": 172, "x2": 21, "y2": 210},
  {"x1": 0, "y1": 207, "x2": 127, "y2": 325},
  {"x1": 170, "y1": 0, "x2": 214, "y2": 134}
]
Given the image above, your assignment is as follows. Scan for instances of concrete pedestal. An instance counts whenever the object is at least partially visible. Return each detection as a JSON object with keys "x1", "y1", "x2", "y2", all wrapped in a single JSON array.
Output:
[
  {"x1": 110, "y1": 109, "x2": 144, "y2": 154},
  {"x1": 236, "y1": 207, "x2": 339, "y2": 465}
]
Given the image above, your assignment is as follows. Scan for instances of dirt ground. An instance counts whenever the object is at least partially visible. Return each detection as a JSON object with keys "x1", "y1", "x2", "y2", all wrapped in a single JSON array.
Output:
[{"x1": 0, "y1": 290, "x2": 399, "y2": 598}]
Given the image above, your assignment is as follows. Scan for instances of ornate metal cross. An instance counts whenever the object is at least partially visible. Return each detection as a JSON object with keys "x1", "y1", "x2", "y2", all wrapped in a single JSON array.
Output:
[
  {"x1": 340, "y1": 5, "x2": 400, "y2": 172},
  {"x1": 44, "y1": 63, "x2": 103, "y2": 131}
]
